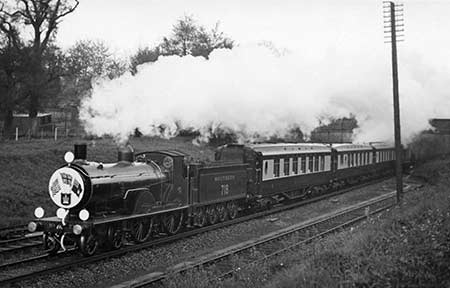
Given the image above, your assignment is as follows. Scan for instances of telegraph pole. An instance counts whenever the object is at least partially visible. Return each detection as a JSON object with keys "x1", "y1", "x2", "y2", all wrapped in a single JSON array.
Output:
[{"x1": 383, "y1": 1, "x2": 404, "y2": 203}]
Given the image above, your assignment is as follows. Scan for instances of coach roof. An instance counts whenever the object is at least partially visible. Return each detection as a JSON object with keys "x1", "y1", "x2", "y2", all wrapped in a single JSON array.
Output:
[
  {"x1": 370, "y1": 142, "x2": 395, "y2": 150},
  {"x1": 332, "y1": 143, "x2": 373, "y2": 152},
  {"x1": 248, "y1": 143, "x2": 331, "y2": 156}
]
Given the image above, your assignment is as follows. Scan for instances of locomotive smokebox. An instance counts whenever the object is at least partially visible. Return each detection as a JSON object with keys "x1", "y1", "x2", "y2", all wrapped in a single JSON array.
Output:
[
  {"x1": 118, "y1": 145, "x2": 135, "y2": 162},
  {"x1": 74, "y1": 143, "x2": 87, "y2": 160}
]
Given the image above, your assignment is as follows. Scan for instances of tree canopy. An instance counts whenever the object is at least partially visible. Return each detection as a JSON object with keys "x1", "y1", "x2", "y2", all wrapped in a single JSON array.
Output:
[
  {"x1": 130, "y1": 16, "x2": 234, "y2": 74},
  {"x1": 60, "y1": 39, "x2": 127, "y2": 107}
]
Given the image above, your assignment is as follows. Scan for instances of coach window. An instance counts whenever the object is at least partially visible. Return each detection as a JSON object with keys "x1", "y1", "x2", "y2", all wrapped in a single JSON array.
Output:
[
  {"x1": 264, "y1": 161, "x2": 269, "y2": 175},
  {"x1": 274, "y1": 159, "x2": 280, "y2": 177},
  {"x1": 293, "y1": 157, "x2": 298, "y2": 174},
  {"x1": 309, "y1": 156, "x2": 313, "y2": 173},
  {"x1": 320, "y1": 155, "x2": 325, "y2": 171},
  {"x1": 339, "y1": 155, "x2": 343, "y2": 167},
  {"x1": 301, "y1": 157, "x2": 306, "y2": 173},
  {"x1": 314, "y1": 156, "x2": 319, "y2": 172},
  {"x1": 284, "y1": 157, "x2": 290, "y2": 176}
]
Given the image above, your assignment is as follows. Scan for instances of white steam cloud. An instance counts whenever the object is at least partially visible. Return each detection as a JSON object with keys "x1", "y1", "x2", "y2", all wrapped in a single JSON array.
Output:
[{"x1": 80, "y1": 43, "x2": 450, "y2": 144}]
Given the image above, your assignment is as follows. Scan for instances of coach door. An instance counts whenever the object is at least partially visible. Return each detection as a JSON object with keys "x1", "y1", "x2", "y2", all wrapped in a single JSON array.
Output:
[{"x1": 330, "y1": 149, "x2": 338, "y2": 172}]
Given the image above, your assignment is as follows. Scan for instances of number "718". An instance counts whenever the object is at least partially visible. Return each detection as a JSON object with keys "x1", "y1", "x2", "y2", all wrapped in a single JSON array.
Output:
[{"x1": 220, "y1": 184, "x2": 230, "y2": 196}]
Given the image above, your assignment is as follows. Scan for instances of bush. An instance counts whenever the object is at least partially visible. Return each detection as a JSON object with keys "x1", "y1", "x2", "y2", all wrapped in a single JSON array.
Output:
[{"x1": 409, "y1": 132, "x2": 450, "y2": 161}]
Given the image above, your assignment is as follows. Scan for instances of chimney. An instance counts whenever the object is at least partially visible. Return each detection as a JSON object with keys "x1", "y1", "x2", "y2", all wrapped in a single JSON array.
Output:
[
  {"x1": 118, "y1": 145, "x2": 134, "y2": 162},
  {"x1": 74, "y1": 143, "x2": 87, "y2": 160}
]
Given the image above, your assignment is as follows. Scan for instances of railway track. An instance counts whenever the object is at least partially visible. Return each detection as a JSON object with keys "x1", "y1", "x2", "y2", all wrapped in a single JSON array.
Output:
[
  {"x1": 111, "y1": 191, "x2": 399, "y2": 288},
  {"x1": 0, "y1": 224, "x2": 43, "y2": 255},
  {"x1": 0, "y1": 225, "x2": 28, "y2": 240},
  {"x1": 0, "y1": 233, "x2": 42, "y2": 254},
  {"x1": 0, "y1": 177, "x2": 406, "y2": 286}
]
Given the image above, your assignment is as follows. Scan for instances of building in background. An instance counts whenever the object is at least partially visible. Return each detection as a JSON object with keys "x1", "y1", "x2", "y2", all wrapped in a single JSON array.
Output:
[
  {"x1": 0, "y1": 106, "x2": 81, "y2": 138},
  {"x1": 310, "y1": 117, "x2": 357, "y2": 143},
  {"x1": 9, "y1": 113, "x2": 53, "y2": 136},
  {"x1": 429, "y1": 118, "x2": 450, "y2": 134}
]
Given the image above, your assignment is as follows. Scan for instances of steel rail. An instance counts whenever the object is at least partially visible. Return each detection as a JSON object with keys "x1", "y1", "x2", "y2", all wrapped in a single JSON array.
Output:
[
  {"x1": 0, "y1": 225, "x2": 29, "y2": 241},
  {"x1": 0, "y1": 234, "x2": 42, "y2": 254},
  {"x1": 0, "y1": 176, "x2": 397, "y2": 285}
]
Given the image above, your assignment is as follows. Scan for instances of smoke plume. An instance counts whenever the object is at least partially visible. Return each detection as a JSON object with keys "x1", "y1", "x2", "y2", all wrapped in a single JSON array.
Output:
[{"x1": 80, "y1": 43, "x2": 450, "y2": 144}]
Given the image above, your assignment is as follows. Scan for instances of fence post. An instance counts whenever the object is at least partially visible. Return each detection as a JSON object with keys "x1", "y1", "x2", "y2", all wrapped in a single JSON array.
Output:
[
  {"x1": 15, "y1": 127, "x2": 18, "y2": 141},
  {"x1": 54, "y1": 127, "x2": 58, "y2": 141}
]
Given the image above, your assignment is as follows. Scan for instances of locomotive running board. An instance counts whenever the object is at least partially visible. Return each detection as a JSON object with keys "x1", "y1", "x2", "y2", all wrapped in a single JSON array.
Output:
[{"x1": 93, "y1": 205, "x2": 189, "y2": 225}]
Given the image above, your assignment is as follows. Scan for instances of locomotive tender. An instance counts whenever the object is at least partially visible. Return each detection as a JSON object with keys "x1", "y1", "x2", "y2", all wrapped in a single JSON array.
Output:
[{"x1": 29, "y1": 142, "x2": 403, "y2": 256}]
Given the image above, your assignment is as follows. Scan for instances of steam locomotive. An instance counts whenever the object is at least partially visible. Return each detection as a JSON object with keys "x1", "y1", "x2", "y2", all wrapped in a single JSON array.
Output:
[{"x1": 29, "y1": 142, "x2": 409, "y2": 256}]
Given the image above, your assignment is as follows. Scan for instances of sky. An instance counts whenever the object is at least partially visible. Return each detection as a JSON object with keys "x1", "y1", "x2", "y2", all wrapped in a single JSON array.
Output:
[
  {"x1": 57, "y1": 0, "x2": 450, "y2": 60},
  {"x1": 54, "y1": 0, "x2": 450, "y2": 143}
]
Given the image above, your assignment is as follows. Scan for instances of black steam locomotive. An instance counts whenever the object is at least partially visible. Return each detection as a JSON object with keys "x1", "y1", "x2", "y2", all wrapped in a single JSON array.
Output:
[{"x1": 29, "y1": 142, "x2": 409, "y2": 256}]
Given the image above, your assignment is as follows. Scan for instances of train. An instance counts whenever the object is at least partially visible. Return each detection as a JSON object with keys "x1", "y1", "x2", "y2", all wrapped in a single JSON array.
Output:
[{"x1": 28, "y1": 142, "x2": 412, "y2": 256}]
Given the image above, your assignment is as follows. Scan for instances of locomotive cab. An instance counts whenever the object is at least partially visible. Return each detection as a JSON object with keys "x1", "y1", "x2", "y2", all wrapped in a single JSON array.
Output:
[{"x1": 135, "y1": 150, "x2": 189, "y2": 207}]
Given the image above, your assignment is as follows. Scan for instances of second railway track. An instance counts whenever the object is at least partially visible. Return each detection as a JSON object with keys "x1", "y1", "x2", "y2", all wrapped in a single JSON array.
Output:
[{"x1": 0, "y1": 233, "x2": 42, "y2": 254}]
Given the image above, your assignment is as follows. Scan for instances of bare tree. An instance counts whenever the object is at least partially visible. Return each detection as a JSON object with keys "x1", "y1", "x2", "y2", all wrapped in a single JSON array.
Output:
[{"x1": 0, "y1": 0, "x2": 79, "y2": 135}]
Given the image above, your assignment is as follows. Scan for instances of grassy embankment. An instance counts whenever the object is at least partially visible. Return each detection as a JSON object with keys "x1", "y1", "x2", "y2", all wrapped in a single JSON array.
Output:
[
  {"x1": 0, "y1": 137, "x2": 214, "y2": 228},
  {"x1": 162, "y1": 156, "x2": 450, "y2": 288}
]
